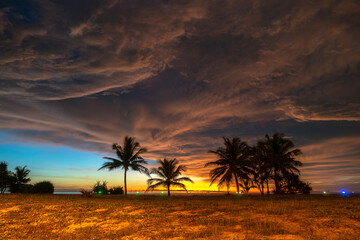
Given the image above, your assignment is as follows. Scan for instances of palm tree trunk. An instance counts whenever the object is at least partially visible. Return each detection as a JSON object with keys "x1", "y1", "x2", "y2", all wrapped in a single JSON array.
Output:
[
  {"x1": 274, "y1": 169, "x2": 279, "y2": 194},
  {"x1": 266, "y1": 179, "x2": 269, "y2": 195},
  {"x1": 260, "y1": 182, "x2": 264, "y2": 195},
  {"x1": 124, "y1": 169, "x2": 127, "y2": 195},
  {"x1": 234, "y1": 173, "x2": 240, "y2": 193},
  {"x1": 167, "y1": 184, "x2": 170, "y2": 196}
]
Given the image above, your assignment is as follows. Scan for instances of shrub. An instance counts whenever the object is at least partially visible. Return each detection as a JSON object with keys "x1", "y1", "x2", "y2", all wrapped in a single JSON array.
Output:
[
  {"x1": 9, "y1": 183, "x2": 34, "y2": 193},
  {"x1": 93, "y1": 181, "x2": 108, "y2": 194},
  {"x1": 80, "y1": 189, "x2": 93, "y2": 197},
  {"x1": 109, "y1": 186, "x2": 124, "y2": 195},
  {"x1": 301, "y1": 182, "x2": 312, "y2": 194},
  {"x1": 19, "y1": 184, "x2": 34, "y2": 193},
  {"x1": 33, "y1": 181, "x2": 54, "y2": 194}
]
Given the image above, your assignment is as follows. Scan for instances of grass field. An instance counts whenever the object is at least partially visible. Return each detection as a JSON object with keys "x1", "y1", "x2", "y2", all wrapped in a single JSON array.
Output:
[{"x1": 0, "y1": 194, "x2": 359, "y2": 239}]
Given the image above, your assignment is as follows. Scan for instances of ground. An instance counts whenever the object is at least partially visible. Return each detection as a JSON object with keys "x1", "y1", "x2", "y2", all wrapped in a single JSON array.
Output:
[{"x1": 0, "y1": 194, "x2": 359, "y2": 239}]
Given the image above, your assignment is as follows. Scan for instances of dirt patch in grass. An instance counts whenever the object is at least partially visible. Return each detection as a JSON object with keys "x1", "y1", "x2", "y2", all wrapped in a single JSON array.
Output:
[{"x1": 0, "y1": 206, "x2": 20, "y2": 214}]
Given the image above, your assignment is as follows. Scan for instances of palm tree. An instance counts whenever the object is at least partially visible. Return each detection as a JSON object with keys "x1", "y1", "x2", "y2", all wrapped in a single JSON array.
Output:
[
  {"x1": 205, "y1": 137, "x2": 252, "y2": 193},
  {"x1": 146, "y1": 158, "x2": 193, "y2": 196},
  {"x1": 251, "y1": 144, "x2": 271, "y2": 195},
  {"x1": 13, "y1": 166, "x2": 31, "y2": 185},
  {"x1": 259, "y1": 133, "x2": 303, "y2": 194},
  {"x1": 9, "y1": 165, "x2": 31, "y2": 193},
  {"x1": 99, "y1": 136, "x2": 148, "y2": 195}
]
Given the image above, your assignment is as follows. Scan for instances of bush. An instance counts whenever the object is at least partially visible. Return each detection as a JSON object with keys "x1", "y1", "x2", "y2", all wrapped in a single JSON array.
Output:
[
  {"x1": 9, "y1": 183, "x2": 18, "y2": 193},
  {"x1": 109, "y1": 186, "x2": 124, "y2": 195},
  {"x1": 93, "y1": 181, "x2": 108, "y2": 194},
  {"x1": 80, "y1": 189, "x2": 93, "y2": 197},
  {"x1": 9, "y1": 183, "x2": 34, "y2": 193},
  {"x1": 33, "y1": 181, "x2": 54, "y2": 194},
  {"x1": 16, "y1": 184, "x2": 34, "y2": 193},
  {"x1": 301, "y1": 182, "x2": 312, "y2": 194}
]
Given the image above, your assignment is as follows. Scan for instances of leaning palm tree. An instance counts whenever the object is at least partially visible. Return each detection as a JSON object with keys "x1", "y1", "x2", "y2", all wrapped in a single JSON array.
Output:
[
  {"x1": 99, "y1": 136, "x2": 148, "y2": 195},
  {"x1": 205, "y1": 137, "x2": 252, "y2": 193},
  {"x1": 146, "y1": 158, "x2": 193, "y2": 196},
  {"x1": 259, "y1": 133, "x2": 303, "y2": 194}
]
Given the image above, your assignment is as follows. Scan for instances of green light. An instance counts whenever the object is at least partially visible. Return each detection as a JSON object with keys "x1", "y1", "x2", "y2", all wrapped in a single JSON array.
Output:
[
  {"x1": 98, "y1": 190, "x2": 102, "y2": 194},
  {"x1": 161, "y1": 192, "x2": 164, "y2": 195},
  {"x1": 235, "y1": 192, "x2": 239, "y2": 194},
  {"x1": 136, "y1": 191, "x2": 139, "y2": 195}
]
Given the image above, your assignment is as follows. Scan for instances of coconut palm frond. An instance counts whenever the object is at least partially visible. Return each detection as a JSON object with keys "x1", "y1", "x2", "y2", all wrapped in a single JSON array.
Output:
[
  {"x1": 146, "y1": 158, "x2": 193, "y2": 196},
  {"x1": 100, "y1": 136, "x2": 148, "y2": 195},
  {"x1": 174, "y1": 176, "x2": 194, "y2": 183},
  {"x1": 146, "y1": 181, "x2": 166, "y2": 192},
  {"x1": 206, "y1": 137, "x2": 252, "y2": 193}
]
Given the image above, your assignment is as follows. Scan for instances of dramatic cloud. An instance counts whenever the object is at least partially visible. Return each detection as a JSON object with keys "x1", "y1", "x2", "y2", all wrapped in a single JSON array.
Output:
[
  {"x1": 300, "y1": 137, "x2": 360, "y2": 191},
  {"x1": 0, "y1": 0, "x2": 359, "y2": 191}
]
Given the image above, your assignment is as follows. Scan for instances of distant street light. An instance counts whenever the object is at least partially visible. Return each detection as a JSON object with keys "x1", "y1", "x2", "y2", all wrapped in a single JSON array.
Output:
[{"x1": 340, "y1": 190, "x2": 349, "y2": 196}]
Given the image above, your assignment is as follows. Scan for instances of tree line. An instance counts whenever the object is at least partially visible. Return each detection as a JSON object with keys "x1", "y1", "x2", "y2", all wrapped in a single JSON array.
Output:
[
  {"x1": 206, "y1": 133, "x2": 311, "y2": 194},
  {"x1": 0, "y1": 163, "x2": 54, "y2": 193},
  {"x1": 0, "y1": 133, "x2": 310, "y2": 195},
  {"x1": 99, "y1": 133, "x2": 311, "y2": 196}
]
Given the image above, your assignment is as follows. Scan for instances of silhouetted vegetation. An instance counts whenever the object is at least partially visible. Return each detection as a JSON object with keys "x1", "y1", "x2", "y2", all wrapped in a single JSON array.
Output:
[
  {"x1": 9, "y1": 166, "x2": 31, "y2": 193},
  {"x1": 33, "y1": 181, "x2": 54, "y2": 194},
  {"x1": 206, "y1": 137, "x2": 252, "y2": 193},
  {"x1": 3, "y1": 134, "x2": 311, "y2": 196},
  {"x1": 99, "y1": 136, "x2": 148, "y2": 195},
  {"x1": 80, "y1": 189, "x2": 93, "y2": 197},
  {"x1": 0, "y1": 161, "x2": 11, "y2": 193},
  {"x1": 17, "y1": 184, "x2": 35, "y2": 193},
  {"x1": 1, "y1": 164, "x2": 56, "y2": 194},
  {"x1": 206, "y1": 133, "x2": 311, "y2": 194},
  {"x1": 238, "y1": 178, "x2": 256, "y2": 193},
  {"x1": 93, "y1": 181, "x2": 108, "y2": 194},
  {"x1": 109, "y1": 186, "x2": 124, "y2": 195},
  {"x1": 146, "y1": 158, "x2": 193, "y2": 196},
  {"x1": 257, "y1": 133, "x2": 303, "y2": 194}
]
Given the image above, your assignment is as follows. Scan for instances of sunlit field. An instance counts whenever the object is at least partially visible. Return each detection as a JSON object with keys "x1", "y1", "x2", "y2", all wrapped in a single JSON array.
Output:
[{"x1": 1, "y1": 194, "x2": 359, "y2": 239}]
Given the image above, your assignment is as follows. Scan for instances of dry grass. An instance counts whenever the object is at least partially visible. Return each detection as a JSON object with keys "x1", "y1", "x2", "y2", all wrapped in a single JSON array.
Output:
[{"x1": 0, "y1": 194, "x2": 359, "y2": 239}]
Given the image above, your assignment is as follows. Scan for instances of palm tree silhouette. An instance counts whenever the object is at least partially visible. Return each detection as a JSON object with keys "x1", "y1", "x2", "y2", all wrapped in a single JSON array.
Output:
[
  {"x1": 99, "y1": 136, "x2": 147, "y2": 195},
  {"x1": 251, "y1": 144, "x2": 272, "y2": 194},
  {"x1": 205, "y1": 137, "x2": 252, "y2": 193},
  {"x1": 9, "y1": 165, "x2": 31, "y2": 193},
  {"x1": 146, "y1": 158, "x2": 193, "y2": 196},
  {"x1": 13, "y1": 166, "x2": 31, "y2": 185},
  {"x1": 259, "y1": 133, "x2": 303, "y2": 194}
]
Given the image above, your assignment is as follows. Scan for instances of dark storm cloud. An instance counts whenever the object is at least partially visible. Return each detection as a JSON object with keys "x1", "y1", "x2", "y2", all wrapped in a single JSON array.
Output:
[{"x1": 1, "y1": 0, "x2": 360, "y2": 190}]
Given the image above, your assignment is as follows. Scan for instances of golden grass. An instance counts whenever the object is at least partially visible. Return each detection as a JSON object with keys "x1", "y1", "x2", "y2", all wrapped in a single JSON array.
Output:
[{"x1": 0, "y1": 194, "x2": 359, "y2": 239}]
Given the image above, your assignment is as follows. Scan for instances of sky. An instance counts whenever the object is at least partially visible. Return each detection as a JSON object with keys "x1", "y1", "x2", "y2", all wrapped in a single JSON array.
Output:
[{"x1": 0, "y1": 0, "x2": 359, "y2": 192}]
